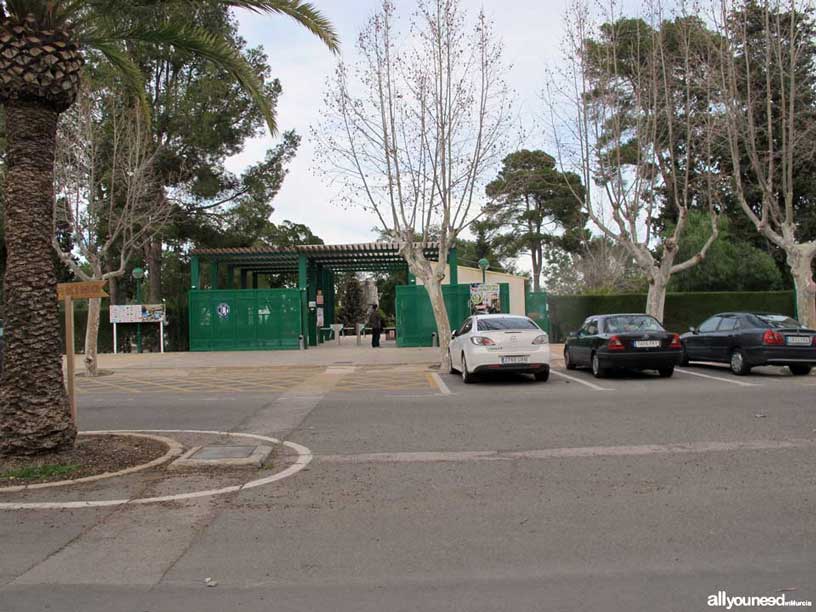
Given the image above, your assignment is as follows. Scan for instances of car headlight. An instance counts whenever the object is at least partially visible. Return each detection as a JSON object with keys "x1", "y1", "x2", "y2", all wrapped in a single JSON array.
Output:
[
  {"x1": 470, "y1": 336, "x2": 496, "y2": 346},
  {"x1": 532, "y1": 334, "x2": 549, "y2": 345}
]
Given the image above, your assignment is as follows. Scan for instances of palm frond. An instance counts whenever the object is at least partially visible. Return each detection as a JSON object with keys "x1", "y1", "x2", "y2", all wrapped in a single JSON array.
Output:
[
  {"x1": 85, "y1": 23, "x2": 278, "y2": 134},
  {"x1": 215, "y1": 1, "x2": 340, "y2": 52},
  {"x1": 89, "y1": 41, "x2": 151, "y2": 124}
]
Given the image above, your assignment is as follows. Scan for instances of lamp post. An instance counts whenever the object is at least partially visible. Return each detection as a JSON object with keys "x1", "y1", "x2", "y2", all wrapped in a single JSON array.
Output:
[
  {"x1": 478, "y1": 258, "x2": 490, "y2": 283},
  {"x1": 132, "y1": 267, "x2": 145, "y2": 354}
]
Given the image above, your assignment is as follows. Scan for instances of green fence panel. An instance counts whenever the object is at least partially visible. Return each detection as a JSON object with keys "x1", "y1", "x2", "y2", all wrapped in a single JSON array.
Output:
[
  {"x1": 525, "y1": 292, "x2": 550, "y2": 333},
  {"x1": 396, "y1": 283, "x2": 510, "y2": 347},
  {"x1": 189, "y1": 289, "x2": 303, "y2": 351},
  {"x1": 547, "y1": 291, "x2": 796, "y2": 342}
]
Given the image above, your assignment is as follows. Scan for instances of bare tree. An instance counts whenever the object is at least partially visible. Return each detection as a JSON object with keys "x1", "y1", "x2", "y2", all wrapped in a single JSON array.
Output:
[
  {"x1": 314, "y1": 0, "x2": 513, "y2": 367},
  {"x1": 715, "y1": 0, "x2": 816, "y2": 327},
  {"x1": 551, "y1": 1, "x2": 721, "y2": 322},
  {"x1": 53, "y1": 90, "x2": 169, "y2": 376}
]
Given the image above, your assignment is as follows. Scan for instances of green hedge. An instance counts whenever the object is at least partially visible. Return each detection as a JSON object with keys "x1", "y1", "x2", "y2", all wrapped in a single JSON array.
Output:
[{"x1": 548, "y1": 291, "x2": 796, "y2": 342}]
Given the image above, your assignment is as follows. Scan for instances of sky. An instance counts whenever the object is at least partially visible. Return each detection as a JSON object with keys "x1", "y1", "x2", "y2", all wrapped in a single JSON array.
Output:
[{"x1": 226, "y1": 0, "x2": 572, "y2": 254}]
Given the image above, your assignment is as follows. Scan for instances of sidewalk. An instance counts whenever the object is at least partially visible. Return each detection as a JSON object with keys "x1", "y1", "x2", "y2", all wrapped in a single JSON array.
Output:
[{"x1": 66, "y1": 342, "x2": 566, "y2": 377}]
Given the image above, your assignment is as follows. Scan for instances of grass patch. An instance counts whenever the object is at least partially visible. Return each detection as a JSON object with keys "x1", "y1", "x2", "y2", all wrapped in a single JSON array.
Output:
[{"x1": 1, "y1": 464, "x2": 80, "y2": 482}]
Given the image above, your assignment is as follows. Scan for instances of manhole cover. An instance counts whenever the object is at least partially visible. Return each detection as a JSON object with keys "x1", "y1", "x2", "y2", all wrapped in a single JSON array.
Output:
[{"x1": 170, "y1": 444, "x2": 273, "y2": 469}]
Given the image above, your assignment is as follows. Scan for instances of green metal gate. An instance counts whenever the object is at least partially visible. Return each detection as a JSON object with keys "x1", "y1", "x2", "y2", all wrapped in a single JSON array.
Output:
[
  {"x1": 396, "y1": 284, "x2": 510, "y2": 347},
  {"x1": 189, "y1": 289, "x2": 304, "y2": 351},
  {"x1": 525, "y1": 291, "x2": 550, "y2": 333}
]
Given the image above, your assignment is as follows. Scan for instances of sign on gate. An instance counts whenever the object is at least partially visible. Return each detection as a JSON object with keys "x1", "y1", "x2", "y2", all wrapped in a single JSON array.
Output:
[{"x1": 469, "y1": 283, "x2": 501, "y2": 315}]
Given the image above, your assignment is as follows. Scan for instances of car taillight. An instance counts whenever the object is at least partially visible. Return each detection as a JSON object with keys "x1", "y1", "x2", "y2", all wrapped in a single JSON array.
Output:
[
  {"x1": 669, "y1": 333, "x2": 682, "y2": 349},
  {"x1": 470, "y1": 336, "x2": 496, "y2": 346},
  {"x1": 607, "y1": 335, "x2": 625, "y2": 351},
  {"x1": 532, "y1": 334, "x2": 549, "y2": 345},
  {"x1": 762, "y1": 330, "x2": 785, "y2": 345}
]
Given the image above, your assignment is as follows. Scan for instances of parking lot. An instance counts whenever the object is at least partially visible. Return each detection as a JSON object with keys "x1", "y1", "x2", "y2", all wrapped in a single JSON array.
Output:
[{"x1": 2, "y1": 357, "x2": 815, "y2": 612}]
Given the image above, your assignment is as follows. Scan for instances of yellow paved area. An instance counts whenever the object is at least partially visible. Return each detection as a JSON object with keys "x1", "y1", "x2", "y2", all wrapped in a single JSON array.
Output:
[{"x1": 74, "y1": 365, "x2": 436, "y2": 395}]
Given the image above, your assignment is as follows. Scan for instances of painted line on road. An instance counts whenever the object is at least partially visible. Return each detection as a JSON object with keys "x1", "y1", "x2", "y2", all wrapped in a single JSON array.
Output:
[
  {"x1": 318, "y1": 438, "x2": 816, "y2": 465},
  {"x1": 0, "y1": 430, "x2": 312, "y2": 511},
  {"x1": 428, "y1": 372, "x2": 453, "y2": 395},
  {"x1": 675, "y1": 368, "x2": 760, "y2": 387},
  {"x1": 550, "y1": 369, "x2": 614, "y2": 391}
]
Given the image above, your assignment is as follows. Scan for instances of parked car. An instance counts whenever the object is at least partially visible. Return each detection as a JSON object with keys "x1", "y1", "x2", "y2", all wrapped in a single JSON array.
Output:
[
  {"x1": 681, "y1": 312, "x2": 816, "y2": 376},
  {"x1": 448, "y1": 314, "x2": 550, "y2": 383},
  {"x1": 564, "y1": 313, "x2": 684, "y2": 378}
]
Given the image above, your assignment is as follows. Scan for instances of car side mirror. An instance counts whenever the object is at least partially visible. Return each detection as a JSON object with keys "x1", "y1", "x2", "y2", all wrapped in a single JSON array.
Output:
[
  {"x1": 451, "y1": 331, "x2": 457, "y2": 339},
  {"x1": 689, "y1": 326, "x2": 698, "y2": 335},
  {"x1": 568, "y1": 331, "x2": 579, "y2": 339}
]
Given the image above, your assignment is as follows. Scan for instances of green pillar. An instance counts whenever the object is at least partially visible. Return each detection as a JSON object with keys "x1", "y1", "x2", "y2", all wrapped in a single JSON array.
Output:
[
  {"x1": 209, "y1": 260, "x2": 219, "y2": 290},
  {"x1": 448, "y1": 247, "x2": 459, "y2": 285},
  {"x1": 251, "y1": 272, "x2": 258, "y2": 289},
  {"x1": 240, "y1": 269, "x2": 248, "y2": 290},
  {"x1": 307, "y1": 263, "x2": 318, "y2": 347},
  {"x1": 298, "y1": 254, "x2": 309, "y2": 348},
  {"x1": 191, "y1": 255, "x2": 200, "y2": 289}
]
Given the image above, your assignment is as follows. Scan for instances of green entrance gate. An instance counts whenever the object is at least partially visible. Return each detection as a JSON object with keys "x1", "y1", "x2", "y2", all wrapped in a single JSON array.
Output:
[
  {"x1": 525, "y1": 291, "x2": 550, "y2": 333},
  {"x1": 395, "y1": 284, "x2": 511, "y2": 347},
  {"x1": 189, "y1": 289, "x2": 304, "y2": 351}
]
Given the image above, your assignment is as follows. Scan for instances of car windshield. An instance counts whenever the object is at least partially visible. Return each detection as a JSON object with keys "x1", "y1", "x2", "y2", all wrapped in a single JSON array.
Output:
[
  {"x1": 477, "y1": 317, "x2": 539, "y2": 331},
  {"x1": 754, "y1": 314, "x2": 802, "y2": 329},
  {"x1": 604, "y1": 315, "x2": 663, "y2": 333}
]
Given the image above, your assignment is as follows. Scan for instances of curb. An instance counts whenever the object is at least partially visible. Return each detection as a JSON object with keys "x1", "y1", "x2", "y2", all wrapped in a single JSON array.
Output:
[{"x1": 0, "y1": 432, "x2": 183, "y2": 494}]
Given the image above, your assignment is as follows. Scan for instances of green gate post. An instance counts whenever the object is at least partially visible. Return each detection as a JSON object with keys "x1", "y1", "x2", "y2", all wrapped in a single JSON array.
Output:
[
  {"x1": 209, "y1": 260, "x2": 219, "y2": 290},
  {"x1": 240, "y1": 269, "x2": 248, "y2": 290},
  {"x1": 307, "y1": 263, "x2": 318, "y2": 346},
  {"x1": 191, "y1": 255, "x2": 200, "y2": 289},
  {"x1": 251, "y1": 272, "x2": 258, "y2": 289},
  {"x1": 298, "y1": 254, "x2": 309, "y2": 349},
  {"x1": 448, "y1": 247, "x2": 459, "y2": 285}
]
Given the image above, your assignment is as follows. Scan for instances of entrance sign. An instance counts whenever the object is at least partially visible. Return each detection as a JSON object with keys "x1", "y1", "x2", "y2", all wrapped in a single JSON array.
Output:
[
  {"x1": 216, "y1": 303, "x2": 230, "y2": 320},
  {"x1": 57, "y1": 281, "x2": 109, "y2": 423},
  {"x1": 469, "y1": 283, "x2": 501, "y2": 315},
  {"x1": 110, "y1": 304, "x2": 167, "y2": 354}
]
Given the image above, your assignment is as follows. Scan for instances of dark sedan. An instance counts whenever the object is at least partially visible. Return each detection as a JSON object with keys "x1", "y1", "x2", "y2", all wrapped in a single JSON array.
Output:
[
  {"x1": 681, "y1": 312, "x2": 816, "y2": 376},
  {"x1": 564, "y1": 314, "x2": 684, "y2": 378}
]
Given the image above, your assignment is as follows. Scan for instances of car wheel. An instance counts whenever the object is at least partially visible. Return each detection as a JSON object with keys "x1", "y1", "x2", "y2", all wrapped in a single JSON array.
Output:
[
  {"x1": 461, "y1": 354, "x2": 476, "y2": 384},
  {"x1": 591, "y1": 352, "x2": 607, "y2": 379},
  {"x1": 729, "y1": 349, "x2": 751, "y2": 376},
  {"x1": 789, "y1": 365, "x2": 812, "y2": 376},
  {"x1": 658, "y1": 366, "x2": 675, "y2": 378},
  {"x1": 564, "y1": 347, "x2": 576, "y2": 370},
  {"x1": 534, "y1": 367, "x2": 550, "y2": 382}
]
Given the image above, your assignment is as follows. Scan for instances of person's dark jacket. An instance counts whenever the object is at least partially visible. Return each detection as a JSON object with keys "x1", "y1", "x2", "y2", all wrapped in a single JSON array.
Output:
[{"x1": 368, "y1": 310, "x2": 383, "y2": 332}]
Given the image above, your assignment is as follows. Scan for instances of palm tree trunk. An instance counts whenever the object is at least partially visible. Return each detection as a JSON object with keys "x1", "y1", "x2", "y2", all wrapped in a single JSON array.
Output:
[{"x1": 0, "y1": 102, "x2": 76, "y2": 456}]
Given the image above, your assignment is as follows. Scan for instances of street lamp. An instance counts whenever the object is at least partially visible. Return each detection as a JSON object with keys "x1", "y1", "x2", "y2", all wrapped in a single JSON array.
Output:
[
  {"x1": 132, "y1": 267, "x2": 145, "y2": 354},
  {"x1": 478, "y1": 258, "x2": 489, "y2": 283}
]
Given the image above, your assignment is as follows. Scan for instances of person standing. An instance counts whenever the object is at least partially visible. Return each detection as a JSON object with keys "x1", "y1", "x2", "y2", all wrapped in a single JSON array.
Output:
[{"x1": 368, "y1": 304, "x2": 383, "y2": 348}]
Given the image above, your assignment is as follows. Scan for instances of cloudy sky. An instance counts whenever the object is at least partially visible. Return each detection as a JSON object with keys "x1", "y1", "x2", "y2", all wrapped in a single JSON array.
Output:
[{"x1": 226, "y1": 0, "x2": 573, "y2": 250}]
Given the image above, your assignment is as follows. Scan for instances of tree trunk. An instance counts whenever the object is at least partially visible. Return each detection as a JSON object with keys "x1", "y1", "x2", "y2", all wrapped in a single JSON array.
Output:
[
  {"x1": 787, "y1": 246, "x2": 816, "y2": 329},
  {"x1": 645, "y1": 272, "x2": 669, "y2": 324},
  {"x1": 425, "y1": 277, "x2": 452, "y2": 370},
  {"x1": 84, "y1": 297, "x2": 101, "y2": 378},
  {"x1": 106, "y1": 258, "x2": 119, "y2": 306},
  {"x1": 0, "y1": 102, "x2": 76, "y2": 456},
  {"x1": 146, "y1": 238, "x2": 162, "y2": 303}
]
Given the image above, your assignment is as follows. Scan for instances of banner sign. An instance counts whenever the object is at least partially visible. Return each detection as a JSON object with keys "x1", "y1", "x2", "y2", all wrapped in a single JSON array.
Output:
[
  {"x1": 110, "y1": 304, "x2": 166, "y2": 324},
  {"x1": 469, "y1": 283, "x2": 501, "y2": 315},
  {"x1": 57, "y1": 280, "x2": 108, "y2": 301}
]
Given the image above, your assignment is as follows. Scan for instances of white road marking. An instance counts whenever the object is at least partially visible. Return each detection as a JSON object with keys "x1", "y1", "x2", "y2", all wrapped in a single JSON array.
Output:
[
  {"x1": 675, "y1": 367, "x2": 760, "y2": 387},
  {"x1": 430, "y1": 372, "x2": 453, "y2": 395},
  {"x1": 550, "y1": 369, "x2": 614, "y2": 391},
  {"x1": 319, "y1": 438, "x2": 816, "y2": 465},
  {"x1": 0, "y1": 430, "x2": 312, "y2": 511}
]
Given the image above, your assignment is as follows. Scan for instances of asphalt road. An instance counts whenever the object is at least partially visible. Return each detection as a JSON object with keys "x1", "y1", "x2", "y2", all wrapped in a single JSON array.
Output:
[{"x1": 2, "y1": 362, "x2": 815, "y2": 611}]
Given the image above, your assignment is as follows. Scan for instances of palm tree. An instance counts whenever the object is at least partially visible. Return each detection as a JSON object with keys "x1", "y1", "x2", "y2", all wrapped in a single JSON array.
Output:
[{"x1": 0, "y1": 0, "x2": 338, "y2": 455}]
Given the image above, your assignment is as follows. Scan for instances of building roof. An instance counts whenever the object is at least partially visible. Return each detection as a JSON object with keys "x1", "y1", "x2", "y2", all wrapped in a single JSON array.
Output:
[{"x1": 191, "y1": 242, "x2": 441, "y2": 273}]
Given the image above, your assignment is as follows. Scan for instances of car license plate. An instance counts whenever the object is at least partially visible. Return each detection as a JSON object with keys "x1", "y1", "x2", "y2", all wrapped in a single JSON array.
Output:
[
  {"x1": 501, "y1": 355, "x2": 529, "y2": 365},
  {"x1": 634, "y1": 340, "x2": 661, "y2": 349},
  {"x1": 786, "y1": 336, "x2": 812, "y2": 346}
]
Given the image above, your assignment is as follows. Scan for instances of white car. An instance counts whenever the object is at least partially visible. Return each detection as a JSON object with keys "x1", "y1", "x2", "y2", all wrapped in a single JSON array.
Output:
[{"x1": 448, "y1": 314, "x2": 550, "y2": 383}]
